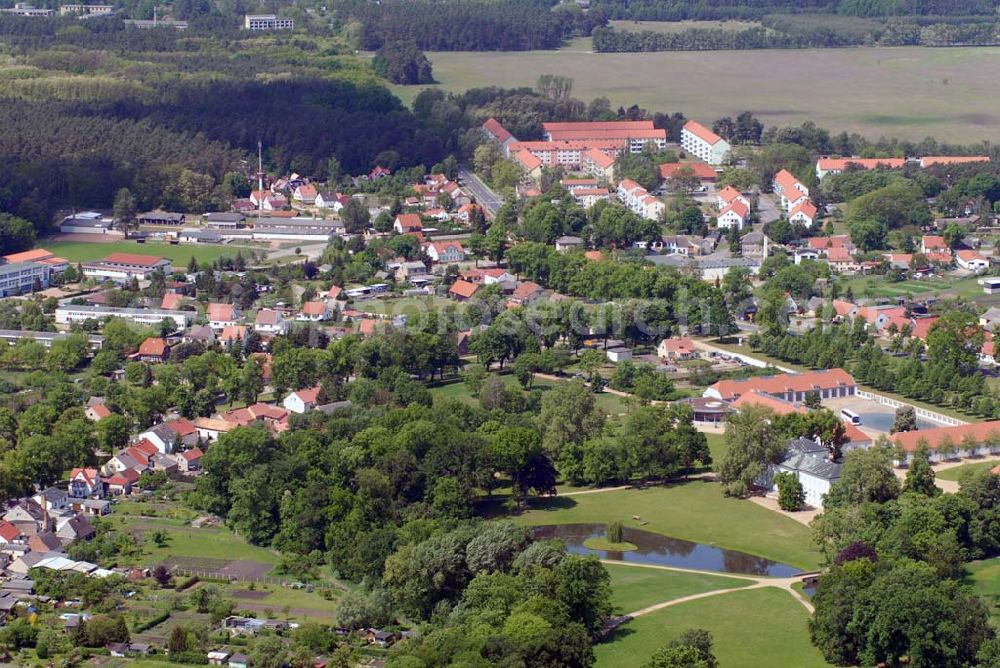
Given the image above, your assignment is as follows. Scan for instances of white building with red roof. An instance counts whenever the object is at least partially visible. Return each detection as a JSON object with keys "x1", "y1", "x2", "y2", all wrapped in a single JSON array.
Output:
[
  {"x1": 815, "y1": 157, "x2": 906, "y2": 179},
  {"x1": 393, "y1": 213, "x2": 423, "y2": 234},
  {"x1": 206, "y1": 303, "x2": 240, "y2": 330},
  {"x1": 717, "y1": 200, "x2": 749, "y2": 230},
  {"x1": 660, "y1": 161, "x2": 718, "y2": 184},
  {"x1": 921, "y1": 235, "x2": 949, "y2": 254},
  {"x1": 292, "y1": 184, "x2": 317, "y2": 204},
  {"x1": 772, "y1": 169, "x2": 810, "y2": 211},
  {"x1": 789, "y1": 200, "x2": 818, "y2": 228},
  {"x1": 681, "y1": 120, "x2": 731, "y2": 165},
  {"x1": 957, "y1": 250, "x2": 989, "y2": 272},
  {"x1": 424, "y1": 241, "x2": 465, "y2": 264},
  {"x1": 283, "y1": 386, "x2": 322, "y2": 414},
  {"x1": 482, "y1": 117, "x2": 517, "y2": 153},
  {"x1": 542, "y1": 120, "x2": 666, "y2": 153},
  {"x1": 704, "y1": 369, "x2": 856, "y2": 403}
]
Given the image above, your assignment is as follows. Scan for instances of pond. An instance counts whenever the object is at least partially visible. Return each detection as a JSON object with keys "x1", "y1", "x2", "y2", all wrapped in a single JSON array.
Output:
[{"x1": 532, "y1": 524, "x2": 801, "y2": 577}]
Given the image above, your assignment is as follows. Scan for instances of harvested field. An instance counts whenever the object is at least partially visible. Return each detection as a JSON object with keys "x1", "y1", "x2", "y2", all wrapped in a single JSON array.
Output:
[{"x1": 395, "y1": 45, "x2": 1000, "y2": 143}]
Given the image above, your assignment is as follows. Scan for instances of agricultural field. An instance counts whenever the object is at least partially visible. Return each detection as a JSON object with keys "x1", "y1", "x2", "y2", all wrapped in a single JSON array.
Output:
[
  {"x1": 42, "y1": 240, "x2": 250, "y2": 266},
  {"x1": 513, "y1": 483, "x2": 823, "y2": 570},
  {"x1": 594, "y1": 587, "x2": 829, "y2": 667},
  {"x1": 396, "y1": 45, "x2": 1000, "y2": 143}
]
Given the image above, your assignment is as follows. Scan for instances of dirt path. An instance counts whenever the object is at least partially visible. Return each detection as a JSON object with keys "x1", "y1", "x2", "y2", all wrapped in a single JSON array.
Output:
[{"x1": 603, "y1": 560, "x2": 816, "y2": 617}]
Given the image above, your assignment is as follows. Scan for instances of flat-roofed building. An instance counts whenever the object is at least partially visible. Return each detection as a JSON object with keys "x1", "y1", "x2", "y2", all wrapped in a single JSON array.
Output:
[
  {"x1": 60, "y1": 212, "x2": 114, "y2": 234},
  {"x1": 0, "y1": 330, "x2": 104, "y2": 350},
  {"x1": 243, "y1": 14, "x2": 293, "y2": 29},
  {"x1": 0, "y1": 262, "x2": 50, "y2": 297},
  {"x1": 55, "y1": 305, "x2": 191, "y2": 329}
]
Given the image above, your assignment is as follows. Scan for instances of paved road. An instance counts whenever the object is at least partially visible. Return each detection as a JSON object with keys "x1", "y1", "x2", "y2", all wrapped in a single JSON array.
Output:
[{"x1": 458, "y1": 166, "x2": 503, "y2": 217}]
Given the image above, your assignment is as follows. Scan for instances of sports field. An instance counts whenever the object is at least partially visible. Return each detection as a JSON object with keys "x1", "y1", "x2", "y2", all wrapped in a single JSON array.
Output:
[
  {"x1": 42, "y1": 240, "x2": 245, "y2": 266},
  {"x1": 395, "y1": 45, "x2": 1000, "y2": 143}
]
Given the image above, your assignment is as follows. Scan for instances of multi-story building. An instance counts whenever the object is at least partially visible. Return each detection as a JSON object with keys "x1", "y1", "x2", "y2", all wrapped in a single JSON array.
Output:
[
  {"x1": 680, "y1": 120, "x2": 731, "y2": 165},
  {"x1": 82, "y1": 253, "x2": 172, "y2": 282},
  {"x1": 542, "y1": 121, "x2": 667, "y2": 153},
  {"x1": 55, "y1": 305, "x2": 191, "y2": 330},
  {"x1": 243, "y1": 14, "x2": 294, "y2": 30},
  {"x1": 2, "y1": 4, "x2": 55, "y2": 16},
  {"x1": 59, "y1": 4, "x2": 113, "y2": 15},
  {"x1": 0, "y1": 262, "x2": 50, "y2": 297}
]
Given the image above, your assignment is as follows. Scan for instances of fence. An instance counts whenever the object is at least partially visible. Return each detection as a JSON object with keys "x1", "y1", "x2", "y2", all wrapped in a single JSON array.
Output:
[
  {"x1": 855, "y1": 389, "x2": 968, "y2": 427},
  {"x1": 169, "y1": 567, "x2": 292, "y2": 587}
]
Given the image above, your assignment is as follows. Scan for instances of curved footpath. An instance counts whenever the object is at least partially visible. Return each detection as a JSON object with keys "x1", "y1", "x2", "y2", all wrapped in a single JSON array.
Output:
[{"x1": 601, "y1": 559, "x2": 817, "y2": 617}]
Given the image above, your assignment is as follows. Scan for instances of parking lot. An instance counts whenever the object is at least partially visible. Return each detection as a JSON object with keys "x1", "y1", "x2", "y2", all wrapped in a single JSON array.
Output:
[{"x1": 822, "y1": 395, "x2": 939, "y2": 435}]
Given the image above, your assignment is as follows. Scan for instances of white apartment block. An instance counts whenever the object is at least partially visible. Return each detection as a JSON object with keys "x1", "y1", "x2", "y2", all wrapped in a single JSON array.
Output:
[{"x1": 681, "y1": 120, "x2": 731, "y2": 165}]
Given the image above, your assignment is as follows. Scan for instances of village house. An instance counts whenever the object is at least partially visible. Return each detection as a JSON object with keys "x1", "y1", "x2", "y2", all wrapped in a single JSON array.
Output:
[
  {"x1": 254, "y1": 308, "x2": 289, "y2": 335},
  {"x1": 135, "y1": 337, "x2": 169, "y2": 363},
  {"x1": 957, "y1": 250, "x2": 988, "y2": 271},
  {"x1": 283, "y1": 386, "x2": 322, "y2": 414},
  {"x1": 297, "y1": 300, "x2": 330, "y2": 322},
  {"x1": 921, "y1": 235, "x2": 950, "y2": 255},
  {"x1": 660, "y1": 161, "x2": 718, "y2": 186},
  {"x1": 657, "y1": 337, "x2": 699, "y2": 361},
  {"x1": 69, "y1": 468, "x2": 104, "y2": 498},
  {"x1": 292, "y1": 184, "x2": 317, "y2": 205},
  {"x1": 789, "y1": 200, "x2": 818, "y2": 228},
  {"x1": 219, "y1": 325, "x2": 250, "y2": 347},
  {"x1": 449, "y1": 279, "x2": 480, "y2": 302},
  {"x1": 206, "y1": 303, "x2": 241, "y2": 330},
  {"x1": 394, "y1": 213, "x2": 423, "y2": 235},
  {"x1": 555, "y1": 236, "x2": 585, "y2": 253},
  {"x1": 508, "y1": 281, "x2": 543, "y2": 307},
  {"x1": 424, "y1": 241, "x2": 465, "y2": 264},
  {"x1": 716, "y1": 186, "x2": 751, "y2": 212},
  {"x1": 740, "y1": 231, "x2": 769, "y2": 257},
  {"x1": 85, "y1": 398, "x2": 111, "y2": 422},
  {"x1": 717, "y1": 200, "x2": 749, "y2": 230}
]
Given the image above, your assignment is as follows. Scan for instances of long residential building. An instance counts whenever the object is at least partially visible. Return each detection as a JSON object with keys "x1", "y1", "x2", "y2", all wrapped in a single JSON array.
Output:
[
  {"x1": 0, "y1": 330, "x2": 104, "y2": 350},
  {"x1": 82, "y1": 253, "x2": 172, "y2": 282},
  {"x1": 55, "y1": 305, "x2": 191, "y2": 329},
  {"x1": 681, "y1": 120, "x2": 731, "y2": 165},
  {"x1": 617, "y1": 179, "x2": 664, "y2": 220},
  {"x1": 243, "y1": 14, "x2": 293, "y2": 29},
  {"x1": 542, "y1": 121, "x2": 667, "y2": 153},
  {"x1": 250, "y1": 218, "x2": 344, "y2": 242},
  {"x1": 704, "y1": 369, "x2": 856, "y2": 403}
]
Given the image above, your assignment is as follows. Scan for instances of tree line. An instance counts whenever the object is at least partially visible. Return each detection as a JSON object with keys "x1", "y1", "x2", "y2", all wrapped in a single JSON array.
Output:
[
  {"x1": 588, "y1": 0, "x2": 992, "y2": 21},
  {"x1": 334, "y1": 0, "x2": 606, "y2": 51}
]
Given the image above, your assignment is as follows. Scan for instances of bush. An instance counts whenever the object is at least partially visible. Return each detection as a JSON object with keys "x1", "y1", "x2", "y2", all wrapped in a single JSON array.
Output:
[
  {"x1": 176, "y1": 576, "x2": 200, "y2": 591},
  {"x1": 133, "y1": 611, "x2": 170, "y2": 633},
  {"x1": 775, "y1": 472, "x2": 806, "y2": 511}
]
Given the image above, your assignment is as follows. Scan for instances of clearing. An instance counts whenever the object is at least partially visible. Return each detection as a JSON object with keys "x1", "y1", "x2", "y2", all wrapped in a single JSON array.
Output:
[
  {"x1": 513, "y1": 483, "x2": 822, "y2": 570},
  {"x1": 430, "y1": 375, "x2": 633, "y2": 416},
  {"x1": 594, "y1": 587, "x2": 830, "y2": 667},
  {"x1": 966, "y1": 559, "x2": 1000, "y2": 625},
  {"x1": 396, "y1": 45, "x2": 1000, "y2": 143}
]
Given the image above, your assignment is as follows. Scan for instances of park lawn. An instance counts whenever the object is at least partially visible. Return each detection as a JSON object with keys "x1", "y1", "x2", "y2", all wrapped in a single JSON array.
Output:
[
  {"x1": 705, "y1": 432, "x2": 727, "y2": 465},
  {"x1": 391, "y1": 45, "x2": 1000, "y2": 144},
  {"x1": 936, "y1": 460, "x2": 999, "y2": 481},
  {"x1": 109, "y1": 515, "x2": 280, "y2": 567},
  {"x1": 966, "y1": 559, "x2": 1000, "y2": 625},
  {"x1": 604, "y1": 563, "x2": 749, "y2": 615},
  {"x1": 514, "y1": 483, "x2": 822, "y2": 571},
  {"x1": 44, "y1": 240, "x2": 247, "y2": 266},
  {"x1": 594, "y1": 587, "x2": 830, "y2": 668}
]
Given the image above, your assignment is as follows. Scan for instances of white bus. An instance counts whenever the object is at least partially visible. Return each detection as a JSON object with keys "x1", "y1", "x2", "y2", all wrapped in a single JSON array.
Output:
[{"x1": 841, "y1": 408, "x2": 861, "y2": 425}]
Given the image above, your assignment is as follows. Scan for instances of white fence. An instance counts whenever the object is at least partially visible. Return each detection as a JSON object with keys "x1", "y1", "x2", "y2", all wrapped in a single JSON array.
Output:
[{"x1": 855, "y1": 389, "x2": 968, "y2": 427}]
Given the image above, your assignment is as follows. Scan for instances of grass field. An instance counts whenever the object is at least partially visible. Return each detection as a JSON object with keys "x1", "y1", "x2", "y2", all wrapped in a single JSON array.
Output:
[
  {"x1": 108, "y1": 514, "x2": 280, "y2": 568},
  {"x1": 397, "y1": 46, "x2": 1000, "y2": 143},
  {"x1": 357, "y1": 296, "x2": 454, "y2": 317},
  {"x1": 594, "y1": 587, "x2": 829, "y2": 667},
  {"x1": 605, "y1": 563, "x2": 749, "y2": 614},
  {"x1": 838, "y1": 275, "x2": 988, "y2": 300},
  {"x1": 936, "y1": 460, "x2": 998, "y2": 481},
  {"x1": 514, "y1": 483, "x2": 822, "y2": 570},
  {"x1": 43, "y1": 240, "x2": 246, "y2": 266},
  {"x1": 966, "y1": 559, "x2": 1000, "y2": 625}
]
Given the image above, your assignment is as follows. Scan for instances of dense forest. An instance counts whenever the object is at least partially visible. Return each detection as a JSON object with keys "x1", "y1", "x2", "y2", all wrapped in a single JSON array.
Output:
[{"x1": 332, "y1": 0, "x2": 606, "y2": 51}]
